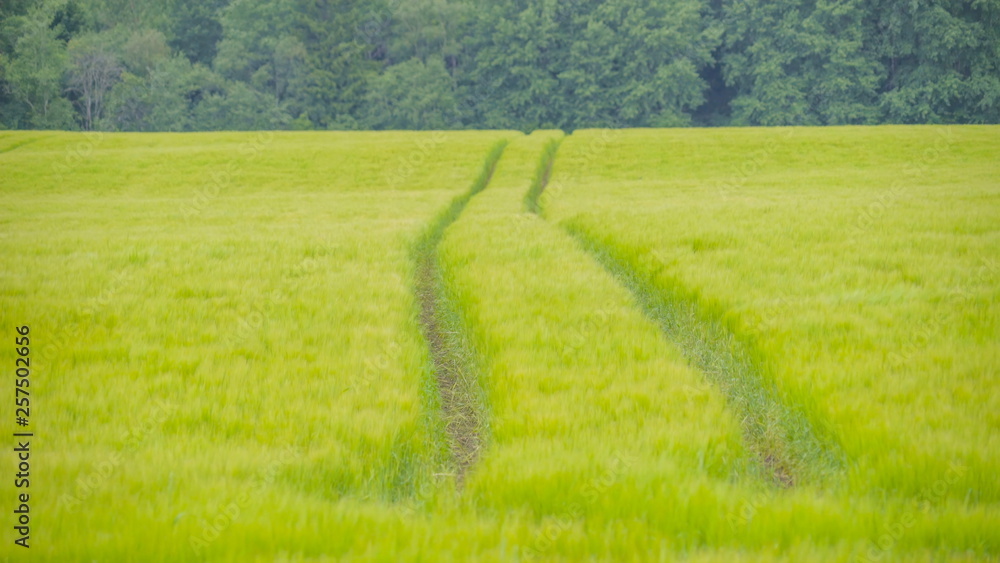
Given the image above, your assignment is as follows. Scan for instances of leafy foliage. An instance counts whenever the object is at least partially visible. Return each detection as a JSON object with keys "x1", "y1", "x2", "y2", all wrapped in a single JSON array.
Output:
[{"x1": 0, "y1": 0, "x2": 997, "y2": 130}]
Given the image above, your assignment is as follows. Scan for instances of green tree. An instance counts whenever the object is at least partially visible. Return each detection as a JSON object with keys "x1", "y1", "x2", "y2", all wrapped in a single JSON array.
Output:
[
  {"x1": 5, "y1": 9, "x2": 76, "y2": 129},
  {"x1": 6, "y1": 0, "x2": 999, "y2": 130},
  {"x1": 194, "y1": 80, "x2": 289, "y2": 130},
  {"x1": 67, "y1": 32, "x2": 122, "y2": 130},
  {"x1": 121, "y1": 29, "x2": 171, "y2": 76},
  {"x1": 216, "y1": 0, "x2": 305, "y2": 106},
  {"x1": 103, "y1": 56, "x2": 223, "y2": 131},
  {"x1": 721, "y1": 0, "x2": 818, "y2": 125},
  {"x1": 50, "y1": 0, "x2": 88, "y2": 42},
  {"x1": 168, "y1": 0, "x2": 229, "y2": 65},
  {"x1": 869, "y1": 0, "x2": 1000, "y2": 123},
  {"x1": 362, "y1": 57, "x2": 459, "y2": 129},
  {"x1": 800, "y1": 0, "x2": 881, "y2": 124},
  {"x1": 464, "y1": 0, "x2": 563, "y2": 130},
  {"x1": 294, "y1": 0, "x2": 382, "y2": 128},
  {"x1": 564, "y1": 0, "x2": 719, "y2": 128},
  {"x1": 84, "y1": 0, "x2": 170, "y2": 31},
  {"x1": 382, "y1": 0, "x2": 469, "y2": 67},
  {"x1": 721, "y1": 0, "x2": 882, "y2": 125},
  {"x1": 465, "y1": 0, "x2": 716, "y2": 130}
]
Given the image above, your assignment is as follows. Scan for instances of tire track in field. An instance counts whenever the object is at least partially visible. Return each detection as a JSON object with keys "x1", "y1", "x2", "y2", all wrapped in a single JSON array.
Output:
[
  {"x1": 529, "y1": 141, "x2": 841, "y2": 487},
  {"x1": 413, "y1": 140, "x2": 507, "y2": 488},
  {"x1": 524, "y1": 137, "x2": 564, "y2": 214},
  {"x1": 0, "y1": 136, "x2": 42, "y2": 155}
]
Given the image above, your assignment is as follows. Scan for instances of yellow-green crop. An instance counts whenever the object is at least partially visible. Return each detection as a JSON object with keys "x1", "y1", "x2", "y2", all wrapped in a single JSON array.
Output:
[{"x1": 1, "y1": 126, "x2": 997, "y2": 562}]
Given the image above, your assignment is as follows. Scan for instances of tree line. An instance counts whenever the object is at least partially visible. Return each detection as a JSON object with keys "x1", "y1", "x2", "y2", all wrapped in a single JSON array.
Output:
[{"x1": 1, "y1": 0, "x2": 997, "y2": 132}]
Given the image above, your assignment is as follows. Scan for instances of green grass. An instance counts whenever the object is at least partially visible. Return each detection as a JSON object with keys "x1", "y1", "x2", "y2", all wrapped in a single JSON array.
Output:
[
  {"x1": 443, "y1": 132, "x2": 749, "y2": 519},
  {"x1": 563, "y1": 224, "x2": 843, "y2": 488},
  {"x1": 0, "y1": 130, "x2": 517, "y2": 560},
  {"x1": 413, "y1": 139, "x2": 508, "y2": 484},
  {"x1": 1, "y1": 126, "x2": 997, "y2": 562},
  {"x1": 545, "y1": 126, "x2": 1000, "y2": 504}
]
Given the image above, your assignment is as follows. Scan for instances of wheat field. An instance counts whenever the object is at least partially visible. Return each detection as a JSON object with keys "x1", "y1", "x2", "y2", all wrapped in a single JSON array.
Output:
[{"x1": 1, "y1": 127, "x2": 997, "y2": 561}]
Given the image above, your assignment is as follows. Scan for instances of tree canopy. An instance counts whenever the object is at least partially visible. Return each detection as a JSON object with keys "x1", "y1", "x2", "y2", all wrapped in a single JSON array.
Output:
[{"x1": 1, "y1": 0, "x2": 997, "y2": 131}]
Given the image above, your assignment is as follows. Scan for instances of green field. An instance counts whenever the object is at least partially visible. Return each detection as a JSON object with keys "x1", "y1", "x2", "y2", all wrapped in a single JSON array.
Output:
[{"x1": 1, "y1": 126, "x2": 998, "y2": 561}]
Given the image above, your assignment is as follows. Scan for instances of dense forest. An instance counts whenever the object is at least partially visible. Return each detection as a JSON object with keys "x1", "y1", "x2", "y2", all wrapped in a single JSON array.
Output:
[{"x1": 1, "y1": 0, "x2": 998, "y2": 131}]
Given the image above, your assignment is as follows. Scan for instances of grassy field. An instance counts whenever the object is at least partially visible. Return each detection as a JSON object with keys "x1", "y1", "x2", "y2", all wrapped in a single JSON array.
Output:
[{"x1": 1, "y1": 126, "x2": 998, "y2": 561}]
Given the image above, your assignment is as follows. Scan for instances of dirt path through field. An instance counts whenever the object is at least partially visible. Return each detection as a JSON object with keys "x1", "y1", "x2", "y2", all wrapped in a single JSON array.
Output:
[
  {"x1": 530, "y1": 139, "x2": 840, "y2": 487},
  {"x1": 413, "y1": 140, "x2": 507, "y2": 488}
]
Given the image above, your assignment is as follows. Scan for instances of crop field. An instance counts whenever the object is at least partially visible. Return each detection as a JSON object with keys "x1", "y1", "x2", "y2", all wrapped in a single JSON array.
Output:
[{"x1": 1, "y1": 126, "x2": 998, "y2": 561}]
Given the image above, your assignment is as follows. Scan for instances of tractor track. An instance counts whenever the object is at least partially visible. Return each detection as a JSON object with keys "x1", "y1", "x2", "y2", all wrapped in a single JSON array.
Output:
[
  {"x1": 413, "y1": 140, "x2": 507, "y2": 487},
  {"x1": 529, "y1": 139, "x2": 840, "y2": 487}
]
